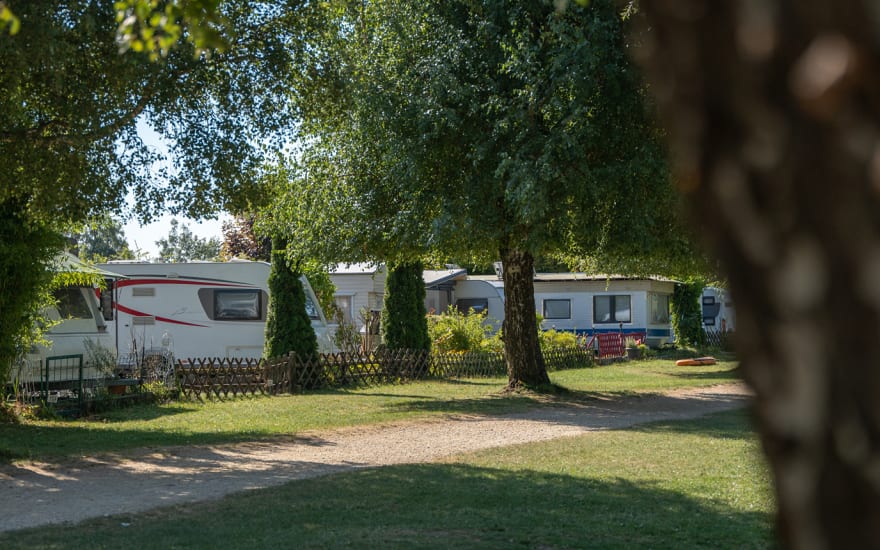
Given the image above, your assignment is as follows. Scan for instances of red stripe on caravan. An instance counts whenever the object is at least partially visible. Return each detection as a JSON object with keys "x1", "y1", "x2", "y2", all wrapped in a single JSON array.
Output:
[
  {"x1": 116, "y1": 304, "x2": 208, "y2": 327},
  {"x1": 115, "y1": 278, "x2": 249, "y2": 288}
]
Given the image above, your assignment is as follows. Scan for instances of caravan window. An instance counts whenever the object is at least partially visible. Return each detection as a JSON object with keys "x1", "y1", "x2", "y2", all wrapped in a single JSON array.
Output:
[
  {"x1": 304, "y1": 295, "x2": 320, "y2": 320},
  {"x1": 650, "y1": 293, "x2": 670, "y2": 324},
  {"x1": 214, "y1": 290, "x2": 261, "y2": 321},
  {"x1": 55, "y1": 287, "x2": 94, "y2": 320},
  {"x1": 594, "y1": 295, "x2": 631, "y2": 324},
  {"x1": 456, "y1": 298, "x2": 489, "y2": 315},
  {"x1": 543, "y1": 299, "x2": 571, "y2": 319}
]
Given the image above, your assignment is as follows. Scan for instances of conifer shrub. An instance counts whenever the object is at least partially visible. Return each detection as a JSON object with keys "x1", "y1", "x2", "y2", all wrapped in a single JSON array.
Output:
[
  {"x1": 263, "y1": 249, "x2": 318, "y2": 360},
  {"x1": 381, "y1": 261, "x2": 430, "y2": 351}
]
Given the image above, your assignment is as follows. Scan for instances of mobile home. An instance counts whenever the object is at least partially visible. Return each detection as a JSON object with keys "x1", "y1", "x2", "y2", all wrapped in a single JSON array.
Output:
[
  {"x1": 450, "y1": 273, "x2": 675, "y2": 347},
  {"x1": 701, "y1": 286, "x2": 736, "y2": 332},
  {"x1": 450, "y1": 276, "x2": 505, "y2": 331},
  {"x1": 97, "y1": 260, "x2": 334, "y2": 362},
  {"x1": 424, "y1": 267, "x2": 468, "y2": 315},
  {"x1": 327, "y1": 263, "x2": 387, "y2": 332},
  {"x1": 532, "y1": 274, "x2": 675, "y2": 347}
]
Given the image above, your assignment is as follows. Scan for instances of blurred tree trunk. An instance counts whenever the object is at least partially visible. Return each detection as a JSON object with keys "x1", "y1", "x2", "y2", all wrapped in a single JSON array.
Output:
[{"x1": 637, "y1": 1, "x2": 880, "y2": 547}]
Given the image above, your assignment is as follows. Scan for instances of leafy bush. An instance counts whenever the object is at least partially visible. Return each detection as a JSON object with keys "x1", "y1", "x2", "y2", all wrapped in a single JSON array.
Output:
[
  {"x1": 142, "y1": 380, "x2": 174, "y2": 403},
  {"x1": 428, "y1": 309, "x2": 581, "y2": 355},
  {"x1": 540, "y1": 329, "x2": 578, "y2": 350},
  {"x1": 427, "y1": 306, "x2": 493, "y2": 353},
  {"x1": 672, "y1": 279, "x2": 707, "y2": 348}
]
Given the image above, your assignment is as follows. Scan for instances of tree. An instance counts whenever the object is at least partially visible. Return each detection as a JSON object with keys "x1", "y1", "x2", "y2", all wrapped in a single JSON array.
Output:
[
  {"x1": 69, "y1": 215, "x2": 138, "y2": 262},
  {"x1": 263, "y1": 245, "x2": 318, "y2": 360},
  {"x1": 0, "y1": 1, "x2": 316, "y2": 379},
  {"x1": 1, "y1": 1, "x2": 307, "y2": 224},
  {"x1": 381, "y1": 261, "x2": 431, "y2": 351},
  {"x1": 268, "y1": 0, "x2": 680, "y2": 388},
  {"x1": 636, "y1": 0, "x2": 880, "y2": 546},
  {"x1": 0, "y1": 200, "x2": 62, "y2": 384},
  {"x1": 155, "y1": 219, "x2": 221, "y2": 262},
  {"x1": 221, "y1": 215, "x2": 271, "y2": 261}
]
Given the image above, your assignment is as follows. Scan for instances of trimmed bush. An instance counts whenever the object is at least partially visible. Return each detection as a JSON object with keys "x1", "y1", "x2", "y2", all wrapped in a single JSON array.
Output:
[
  {"x1": 263, "y1": 248, "x2": 318, "y2": 360},
  {"x1": 381, "y1": 261, "x2": 430, "y2": 351}
]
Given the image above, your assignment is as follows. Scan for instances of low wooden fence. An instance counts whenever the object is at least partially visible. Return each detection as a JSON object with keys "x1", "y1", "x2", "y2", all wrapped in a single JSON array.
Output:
[
  {"x1": 704, "y1": 329, "x2": 736, "y2": 350},
  {"x1": 175, "y1": 345, "x2": 596, "y2": 400},
  {"x1": 586, "y1": 333, "x2": 646, "y2": 359}
]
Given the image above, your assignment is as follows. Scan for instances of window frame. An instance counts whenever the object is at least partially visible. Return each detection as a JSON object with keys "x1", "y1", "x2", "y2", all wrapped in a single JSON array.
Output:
[
  {"x1": 542, "y1": 299, "x2": 571, "y2": 320},
  {"x1": 455, "y1": 298, "x2": 490, "y2": 315},
  {"x1": 650, "y1": 293, "x2": 670, "y2": 324},
  {"x1": 213, "y1": 289, "x2": 262, "y2": 321},
  {"x1": 593, "y1": 294, "x2": 632, "y2": 324}
]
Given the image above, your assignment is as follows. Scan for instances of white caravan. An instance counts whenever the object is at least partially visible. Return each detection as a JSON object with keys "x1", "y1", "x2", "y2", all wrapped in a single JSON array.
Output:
[
  {"x1": 701, "y1": 286, "x2": 736, "y2": 332},
  {"x1": 451, "y1": 277, "x2": 506, "y2": 332},
  {"x1": 11, "y1": 254, "x2": 118, "y2": 386},
  {"x1": 450, "y1": 273, "x2": 675, "y2": 347},
  {"x1": 531, "y1": 274, "x2": 675, "y2": 347},
  {"x1": 97, "y1": 260, "x2": 334, "y2": 362}
]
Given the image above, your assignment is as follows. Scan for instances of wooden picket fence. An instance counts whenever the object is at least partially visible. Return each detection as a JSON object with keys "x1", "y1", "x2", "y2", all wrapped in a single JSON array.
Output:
[
  {"x1": 174, "y1": 345, "x2": 596, "y2": 401},
  {"x1": 704, "y1": 329, "x2": 736, "y2": 351}
]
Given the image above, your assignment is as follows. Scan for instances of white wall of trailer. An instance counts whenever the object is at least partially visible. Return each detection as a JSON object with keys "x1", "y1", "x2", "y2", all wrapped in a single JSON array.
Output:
[
  {"x1": 13, "y1": 285, "x2": 117, "y2": 384},
  {"x1": 327, "y1": 264, "x2": 386, "y2": 333},
  {"x1": 701, "y1": 287, "x2": 736, "y2": 332},
  {"x1": 97, "y1": 261, "x2": 334, "y2": 362},
  {"x1": 451, "y1": 277, "x2": 505, "y2": 331},
  {"x1": 449, "y1": 274, "x2": 675, "y2": 347}
]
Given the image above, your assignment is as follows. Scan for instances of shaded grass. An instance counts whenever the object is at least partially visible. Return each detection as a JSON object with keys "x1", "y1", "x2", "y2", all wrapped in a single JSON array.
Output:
[
  {"x1": 0, "y1": 409, "x2": 774, "y2": 549},
  {"x1": 0, "y1": 357, "x2": 742, "y2": 462}
]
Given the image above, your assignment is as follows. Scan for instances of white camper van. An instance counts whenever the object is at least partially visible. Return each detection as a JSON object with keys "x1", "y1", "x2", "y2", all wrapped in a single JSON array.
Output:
[{"x1": 97, "y1": 260, "x2": 334, "y2": 362}]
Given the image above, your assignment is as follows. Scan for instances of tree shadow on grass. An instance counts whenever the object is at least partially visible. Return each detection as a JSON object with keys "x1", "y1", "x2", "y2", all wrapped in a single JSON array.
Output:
[
  {"x1": 631, "y1": 408, "x2": 759, "y2": 440},
  {"x1": 668, "y1": 368, "x2": 743, "y2": 381},
  {"x1": 0, "y1": 462, "x2": 777, "y2": 548}
]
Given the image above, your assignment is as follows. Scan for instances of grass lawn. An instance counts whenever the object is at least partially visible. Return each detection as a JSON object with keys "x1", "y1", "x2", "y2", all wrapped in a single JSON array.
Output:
[
  {"x1": 0, "y1": 354, "x2": 741, "y2": 462},
  {"x1": 0, "y1": 409, "x2": 775, "y2": 548}
]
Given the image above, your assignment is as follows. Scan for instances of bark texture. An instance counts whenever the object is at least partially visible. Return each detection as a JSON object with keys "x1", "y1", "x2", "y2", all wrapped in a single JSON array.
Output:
[
  {"x1": 637, "y1": 1, "x2": 880, "y2": 547},
  {"x1": 501, "y1": 247, "x2": 550, "y2": 388}
]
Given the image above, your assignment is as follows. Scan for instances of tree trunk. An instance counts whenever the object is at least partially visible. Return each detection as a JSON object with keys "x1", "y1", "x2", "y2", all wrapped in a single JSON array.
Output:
[
  {"x1": 638, "y1": 1, "x2": 880, "y2": 547},
  {"x1": 500, "y1": 247, "x2": 550, "y2": 389}
]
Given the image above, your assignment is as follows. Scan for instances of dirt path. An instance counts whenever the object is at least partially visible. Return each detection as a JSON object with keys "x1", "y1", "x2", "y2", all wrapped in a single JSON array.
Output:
[{"x1": 0, "y1": 383, "x2": 751, "y2": 533}]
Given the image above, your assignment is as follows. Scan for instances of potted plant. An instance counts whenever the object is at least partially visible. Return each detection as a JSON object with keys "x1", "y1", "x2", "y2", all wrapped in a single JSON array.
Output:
[
  {"x1": 624, "y1": 337, "x2": 642, "y2": 360},
  {"x1": 83, "y1": 338, "x2": 124, "y2": 394}
]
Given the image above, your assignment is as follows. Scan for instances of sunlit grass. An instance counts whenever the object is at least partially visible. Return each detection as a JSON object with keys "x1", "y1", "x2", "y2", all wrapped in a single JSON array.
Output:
[{"x1": 0, "y1": 355, "x2": 742, "y2": 462}]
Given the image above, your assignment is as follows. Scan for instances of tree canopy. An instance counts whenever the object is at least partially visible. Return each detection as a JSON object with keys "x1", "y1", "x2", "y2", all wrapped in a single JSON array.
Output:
[
  {"x1": 264, "y1": 0, "x2": 683, "y2": 386},
  {"x1": 69, "y1": 215, "x2": 138, "y2": 262},
  {"x1": 156, "y1": 219, "x2": 221, "y2": 262},
  {"x1": 0, "y1": 0, "x2": 310, "y2": 225},
  {"x1": 0, "y1": 0, "x2": 317, "y2": 379}
]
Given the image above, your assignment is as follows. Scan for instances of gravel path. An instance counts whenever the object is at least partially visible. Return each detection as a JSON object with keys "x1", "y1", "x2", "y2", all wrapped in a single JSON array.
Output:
[{"x1": 0, "y1": 383, "x2": 751, "y2": 533}]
